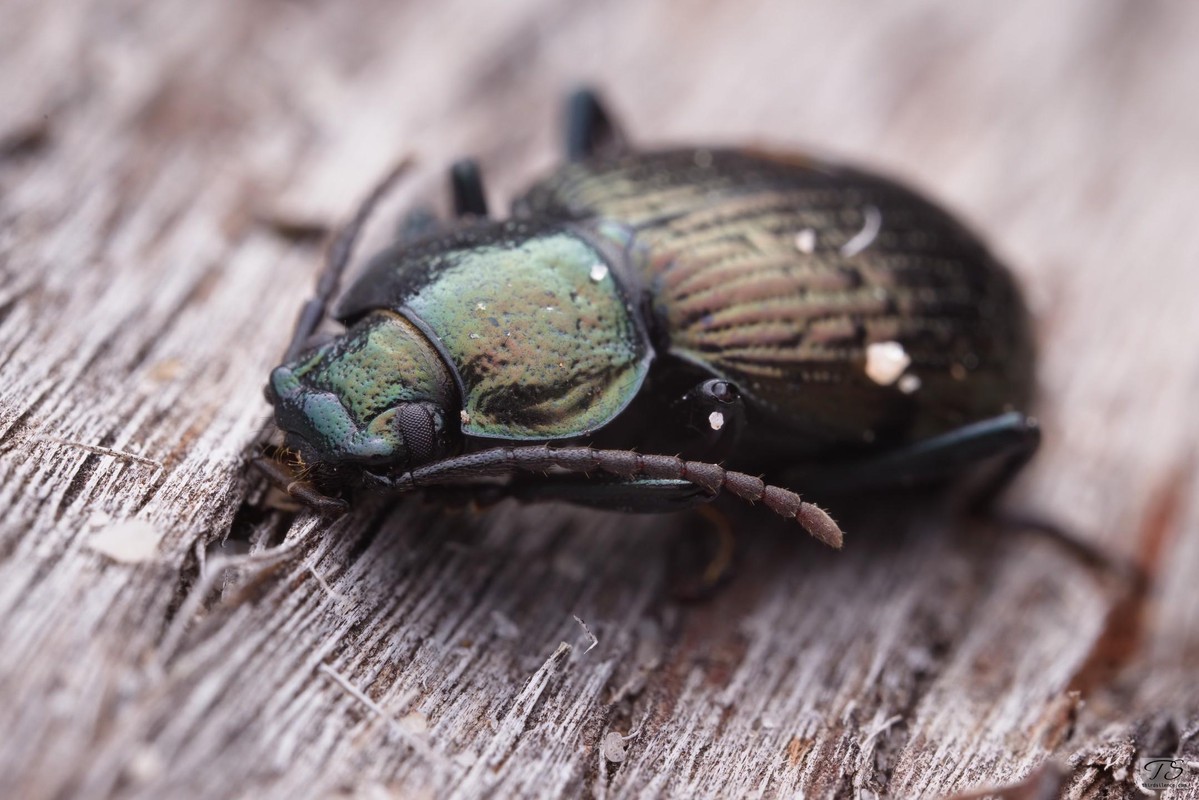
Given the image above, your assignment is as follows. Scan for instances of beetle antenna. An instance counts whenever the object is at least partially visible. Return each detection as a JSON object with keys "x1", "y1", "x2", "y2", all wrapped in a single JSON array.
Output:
[
  {"x1": 389, "y1": 445, "x2": 843, "y2": 549},
  {"x1": 283, "y1": 158, "x2": 414, "y2": 363}
]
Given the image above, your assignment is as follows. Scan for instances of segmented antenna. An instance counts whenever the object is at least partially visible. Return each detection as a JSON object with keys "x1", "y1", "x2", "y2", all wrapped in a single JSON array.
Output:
[{"x1": 391, "y1": 445, "x2": 843, "y2": 548}]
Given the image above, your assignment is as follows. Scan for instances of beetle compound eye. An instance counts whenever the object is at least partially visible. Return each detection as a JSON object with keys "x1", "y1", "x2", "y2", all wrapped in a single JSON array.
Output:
[{"x1": 396, "y1": 403, "x2": 443, "y2": 467}]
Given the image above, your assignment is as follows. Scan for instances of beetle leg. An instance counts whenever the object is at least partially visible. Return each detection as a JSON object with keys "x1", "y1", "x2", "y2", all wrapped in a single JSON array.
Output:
[
  {"x1": 504, "y1": 474, "x2": 712, "y2": 513},
  {"x1": 785, "y1": 411, "x2": 1041, "y2": 503},
  {"x1": 250, "y1": 456, "x2": 349, "y2": 517},
  {"x1": 450, "y1": 159, "x2": 489, "y2": 218},
  {"x1": 669, "y1": 505, "x2": 738, "y2": 602},
  {"x1": 564, "y1": 87, "x2": 628, "y2": 161}
]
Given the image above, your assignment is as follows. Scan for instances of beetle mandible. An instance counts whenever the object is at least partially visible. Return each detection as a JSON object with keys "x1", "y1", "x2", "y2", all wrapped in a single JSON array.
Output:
[{"x1": 254, "y1": 89, "x2": 1039, "y2": 549}]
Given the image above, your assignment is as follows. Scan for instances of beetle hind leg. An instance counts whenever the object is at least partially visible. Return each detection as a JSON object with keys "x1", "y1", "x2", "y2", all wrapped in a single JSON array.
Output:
[
  {"x1": 785, "y1": 411, "x2": 1041, "y2": 506},
  {"x1": 450, "y1": 159, "x2": 489, "y2": 218},
  {"x1": 564, "y1": 87, "x2": 627, "y2": 161}
]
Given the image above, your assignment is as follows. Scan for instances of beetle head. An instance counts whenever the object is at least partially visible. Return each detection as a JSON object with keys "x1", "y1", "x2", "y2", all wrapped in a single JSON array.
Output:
[{"x1": 267, "y1": 311, "x2": 457, "y2": 487}]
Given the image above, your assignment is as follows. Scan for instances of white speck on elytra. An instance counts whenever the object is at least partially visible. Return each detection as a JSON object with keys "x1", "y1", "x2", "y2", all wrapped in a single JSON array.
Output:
[
  {"x1": 898, "y1": 374, "x2": 922, "y2": 394},
  {"x1": 794, "y1": 228, "x2": 817, "y2": 254},
  {"x1": 460, "y1": 410, "x2": 471, "y2": 426},
  {"x1": 865, "y1": 341, "x2": 911, "y2": 385},
  {"x1": 589, "y1": 263, "x2": 609, "y2": 282},
  {"x1": 468, "y1": 333, "x2": 481, "y2": 340},
  {"x1": 476, "y1": 302, "x2": 487, "y2": 311},
  {"x1": 708, "y1": 411, "x2": 725, "y2": 431},
  {"x1": 841, "y1": 205, "x2": 882, "y2": 257}
]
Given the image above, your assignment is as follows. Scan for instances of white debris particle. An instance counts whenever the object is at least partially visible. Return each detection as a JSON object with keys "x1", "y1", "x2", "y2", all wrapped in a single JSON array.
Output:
[
  {"x1": 89, "y1": 518, "x2": 161, "y2": 563},
  {"x1": 491, "y1": 610, "x2": 521, "y2": 639},
  {"x1": 794, "y1": 228, "x2": 817, "y2": 254},
  {"x1": 841, "y1": 205, "x2": 882, "y2": 257},
  {"x1": 573, "y1": 614, "x2": 599, "y2": 653},
  {"x1": 602, "y1": 731, "x2": 628, "y2": 763},
  {"x1": 589, "y1": 263, "x2": 609, "y2": 282},
  {"x1": 475, "y1": 302, "x2": 487, "y2": 311},
  {"x1": 708, "y1": 411, "x2": 725, "y2": 431},
  {"x1": 459, "y1": 410, "x2": 471, "y2": 426},
  {"x1": 898, "y1": 374, "x2": 922, "y2": 394},
  {"x1": 865, "y1": 341, "x2": 911, "y2": 386},
  {"x1": 400, "y1": 711, "x2": 428, "y2": 734},
  {"x1": 126, "y1": 745, "x2": 165, "y2": 784}
]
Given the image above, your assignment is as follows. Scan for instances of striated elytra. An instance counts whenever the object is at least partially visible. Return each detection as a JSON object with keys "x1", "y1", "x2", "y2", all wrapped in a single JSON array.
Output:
[{"x1": 254, "y1": 89, "x2": 1040, "y2": 548}]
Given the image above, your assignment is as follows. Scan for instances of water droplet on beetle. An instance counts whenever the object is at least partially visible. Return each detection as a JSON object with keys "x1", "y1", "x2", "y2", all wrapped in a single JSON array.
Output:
[{"x1": 794, "y1": 228, "x2": 817, "y2": 254}]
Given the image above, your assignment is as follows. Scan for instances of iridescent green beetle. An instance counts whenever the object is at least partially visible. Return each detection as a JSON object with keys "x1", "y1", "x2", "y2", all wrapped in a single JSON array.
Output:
[{"x1": 256, "y1": 90, "x2": 1039, "y2": 549}]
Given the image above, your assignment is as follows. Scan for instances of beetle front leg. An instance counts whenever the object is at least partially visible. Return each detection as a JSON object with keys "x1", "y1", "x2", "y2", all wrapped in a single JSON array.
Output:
[
  {"x1": 250, "y1": 455, "x2": 349, "y2": 517},
  {"x1": 505, "y1": 474, "x2": 713, "y2": 513}
]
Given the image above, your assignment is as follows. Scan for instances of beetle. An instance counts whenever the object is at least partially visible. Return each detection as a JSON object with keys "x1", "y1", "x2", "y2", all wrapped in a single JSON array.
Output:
[{"x1": 253, "y1": 89, "x2": 1039, "y2": 549}]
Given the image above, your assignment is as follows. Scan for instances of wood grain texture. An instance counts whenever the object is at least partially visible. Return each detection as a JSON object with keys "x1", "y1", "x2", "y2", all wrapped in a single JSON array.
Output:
[{"x1": 1, "y1": 1, "x2": 1197, "y2": 798}]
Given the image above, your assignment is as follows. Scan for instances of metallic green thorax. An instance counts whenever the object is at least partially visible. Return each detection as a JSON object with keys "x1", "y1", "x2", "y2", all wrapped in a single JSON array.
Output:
[{"x1": 335, "y1": 222, "x2": 651, "y2": 440}]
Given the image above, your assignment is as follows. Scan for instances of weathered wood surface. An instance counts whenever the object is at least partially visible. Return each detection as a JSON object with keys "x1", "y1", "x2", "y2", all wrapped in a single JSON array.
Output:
[{"x1": 1, "y1": 1, "x2": 1197, "y2": 798}]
